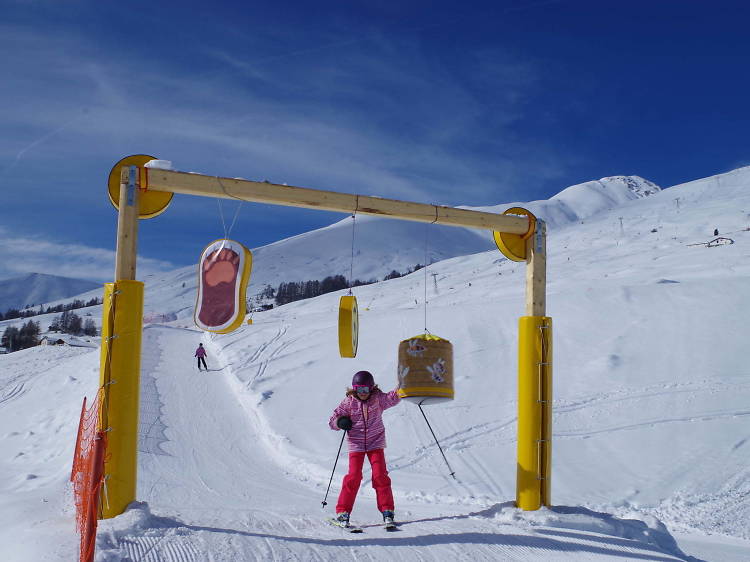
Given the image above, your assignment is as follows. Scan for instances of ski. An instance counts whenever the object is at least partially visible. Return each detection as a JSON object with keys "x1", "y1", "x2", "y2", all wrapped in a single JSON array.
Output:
[{"x1": 326, "y1": 518, "x2": 363, "y2": 533}]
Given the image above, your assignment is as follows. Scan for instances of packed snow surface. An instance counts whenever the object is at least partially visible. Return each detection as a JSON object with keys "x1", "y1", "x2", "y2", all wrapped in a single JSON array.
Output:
[{"x1": 1, "y1": 167, "x2": 749, "y2": 561}]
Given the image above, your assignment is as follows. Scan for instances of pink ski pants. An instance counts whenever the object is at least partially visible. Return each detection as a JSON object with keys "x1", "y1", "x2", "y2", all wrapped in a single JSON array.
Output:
[{"x1": 336, "y1": 448, "x2": 394, "y2": 514}]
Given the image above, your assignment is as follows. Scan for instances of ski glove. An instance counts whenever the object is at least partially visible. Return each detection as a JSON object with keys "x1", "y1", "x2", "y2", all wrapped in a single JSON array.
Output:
[{"x1": 336, "y1": 416, "x2": 353, "y2": 431}]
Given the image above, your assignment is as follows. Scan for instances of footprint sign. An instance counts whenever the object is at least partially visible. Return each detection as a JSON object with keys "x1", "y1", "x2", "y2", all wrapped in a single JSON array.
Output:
[{"x1": 195, "y1": 239, "x2": 252, "y2": 334}]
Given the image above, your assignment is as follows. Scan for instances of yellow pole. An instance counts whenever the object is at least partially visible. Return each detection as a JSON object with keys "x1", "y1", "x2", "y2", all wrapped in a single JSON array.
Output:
[
  {"x1": 516, "y1": 220, "x2": 552, "y2": 510},
  {"x1": 516, "y1": 316, "x2": 552, "y2": 510},
  {"x1": 98, "y1": 166, "x2": 144, "y2": 518},
  {"x1": 98, "y1": 280, "x2": 144, "y2": 518}
]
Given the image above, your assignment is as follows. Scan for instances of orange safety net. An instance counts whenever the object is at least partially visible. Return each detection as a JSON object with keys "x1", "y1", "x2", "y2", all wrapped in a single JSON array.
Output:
[{"x1": 70, "y1": 389, "x2": 107, "y2": 562}]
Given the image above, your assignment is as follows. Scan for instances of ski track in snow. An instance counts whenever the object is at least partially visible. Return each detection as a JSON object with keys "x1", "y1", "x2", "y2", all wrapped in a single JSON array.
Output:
[
  {"x1": 0, "y1": 380, "x2": 26, "y2": 405},
  {"x1": 553, "y1": 378, "x2": 750, "y2": 437}
]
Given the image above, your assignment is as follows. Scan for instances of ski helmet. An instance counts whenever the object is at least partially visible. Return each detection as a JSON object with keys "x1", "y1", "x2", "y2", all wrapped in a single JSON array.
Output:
[{"x1": 352, "y1": 370, "x2": 374, "y2": 387}]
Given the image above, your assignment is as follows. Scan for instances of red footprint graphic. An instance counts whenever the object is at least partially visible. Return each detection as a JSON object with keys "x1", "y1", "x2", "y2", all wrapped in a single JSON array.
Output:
[{"x1": 195, "y1": 240, "x2": 252, "y2": 333}]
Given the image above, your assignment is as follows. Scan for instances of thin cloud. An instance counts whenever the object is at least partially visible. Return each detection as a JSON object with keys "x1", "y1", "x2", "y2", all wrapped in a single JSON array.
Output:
[
  {"x1": 0, "y1": 113, "x2": 88, "y2": 178},
  {"x1": 0, "y1": 227, "x2": 177, "y2": 283},
  {"x1": 2, "y1": 22, "x2": 563, "y2": 205}
]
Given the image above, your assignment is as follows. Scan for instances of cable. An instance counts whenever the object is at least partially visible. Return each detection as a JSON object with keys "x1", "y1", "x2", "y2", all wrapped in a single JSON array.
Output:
[
  {"x1": 215, "y1": 176, "x2": 245, "y2": 239},
  {"x1": 348, "y1": 210, "x2": 357, "y2": 295}
]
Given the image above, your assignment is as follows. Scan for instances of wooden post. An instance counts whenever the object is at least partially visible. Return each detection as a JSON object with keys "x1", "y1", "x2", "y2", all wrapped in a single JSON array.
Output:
[
  {"x1": 115, "y1": 166, "x2": 140, "y2": 281},
  {"x1": 525, "y1": 220, "x2": 546, "y2": 316}
]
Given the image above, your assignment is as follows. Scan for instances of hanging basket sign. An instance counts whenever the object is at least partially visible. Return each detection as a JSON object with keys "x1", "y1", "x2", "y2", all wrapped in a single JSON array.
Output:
[
  {"x1": 338, "y1": 295, "x2": 358, "y2": 358},
  {"x1": 397, "y1": 333, "x2": 454, "y2": 405},
  {"x1": 194, "y1": 239, "x2": 252, "y2": 334}
]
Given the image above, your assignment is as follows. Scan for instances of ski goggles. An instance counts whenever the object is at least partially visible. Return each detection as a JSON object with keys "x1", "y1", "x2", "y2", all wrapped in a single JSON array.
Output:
[{"x1": 353, "y1": 385, "x2": 371, "y2": 393}]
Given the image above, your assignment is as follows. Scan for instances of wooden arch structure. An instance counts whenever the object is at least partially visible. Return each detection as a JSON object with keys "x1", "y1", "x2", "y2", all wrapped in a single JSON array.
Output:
[{"x1": 98, "y1": 156, "x2": 552, "y2": 518}]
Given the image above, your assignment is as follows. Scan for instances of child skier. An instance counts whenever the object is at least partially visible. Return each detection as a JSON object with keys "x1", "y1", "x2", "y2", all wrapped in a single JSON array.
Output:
[
  {"x1": 195, "y1": 343, "x2": 208, "y2": 371},
  {"x1": 328, "y1": 370, "x2": 401, "y2": 528}
]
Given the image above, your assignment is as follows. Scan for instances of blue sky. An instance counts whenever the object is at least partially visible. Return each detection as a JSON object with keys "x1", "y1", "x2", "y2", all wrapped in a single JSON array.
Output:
[{"x1": 1, "y1": 0, "x2": 748, "y2": 282}]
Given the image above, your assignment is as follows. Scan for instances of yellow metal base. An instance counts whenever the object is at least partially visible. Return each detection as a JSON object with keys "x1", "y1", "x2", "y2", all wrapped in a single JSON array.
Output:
[
  {"x1": 516, "y1": 316, "x2": 552, "y2": 511},
  {"x1": 98, "y1": 280, "x2": 144, "y2": 518}
]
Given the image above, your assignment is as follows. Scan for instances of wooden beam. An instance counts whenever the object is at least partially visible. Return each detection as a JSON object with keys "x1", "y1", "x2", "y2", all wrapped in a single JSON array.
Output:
[
  {"x1": 126, "y1": 168, "x2": 530, "y2": 235},
  {"x1": 114, "y1": 167, "x2": 140, "y2": 281},
  {"x1": 525, "y1": 220, "x2": 546, "y2": 316}
]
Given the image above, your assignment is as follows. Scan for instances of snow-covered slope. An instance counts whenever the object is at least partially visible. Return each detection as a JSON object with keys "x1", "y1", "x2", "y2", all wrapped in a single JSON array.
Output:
[
  {"x1": 0, "y1": 273, "x2": 99, "y2": 313},
  {"x1": 1, "y1": 167, "x2": 749, "y2": 561}
]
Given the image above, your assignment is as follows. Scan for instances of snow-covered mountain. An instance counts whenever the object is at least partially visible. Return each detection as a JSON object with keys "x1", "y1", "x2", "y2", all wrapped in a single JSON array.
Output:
[
  {"x1": 2, "y1": 167, "x2": 749, "y2": 561},
  {"x1": 0, "y1": 272, "x2": 99, "y2": 313},
  {"x1": 246, "y1": 174, "x2": 661, "y2": 287}
]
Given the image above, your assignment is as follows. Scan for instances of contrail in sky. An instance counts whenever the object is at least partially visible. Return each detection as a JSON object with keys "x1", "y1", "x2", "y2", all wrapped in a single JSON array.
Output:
[{"x1": 0, "y1": 112, "x2": 87, "y2": 179}]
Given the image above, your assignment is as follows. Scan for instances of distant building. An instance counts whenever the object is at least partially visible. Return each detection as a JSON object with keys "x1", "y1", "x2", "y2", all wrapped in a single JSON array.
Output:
[{"x1": 40, "y1": 337, "x2": 66, "y2": 346}]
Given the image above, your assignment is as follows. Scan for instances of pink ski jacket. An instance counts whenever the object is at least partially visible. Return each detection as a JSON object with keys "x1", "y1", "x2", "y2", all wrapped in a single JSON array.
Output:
[
  {"x1": 195, "y1": 346, "x2": 207, "y2": 358},
  {"x1": 329, "y1": 388, "x2": 401, "y2": 453}
]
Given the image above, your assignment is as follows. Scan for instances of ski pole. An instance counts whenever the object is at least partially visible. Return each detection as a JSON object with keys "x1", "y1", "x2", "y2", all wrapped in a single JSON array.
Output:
[
  {"x1": 418, "y1": 402, "x2": 456, "y2": 479},
  {"x1": 322, "y1": 430, "x2": 347, "y2": 508}
]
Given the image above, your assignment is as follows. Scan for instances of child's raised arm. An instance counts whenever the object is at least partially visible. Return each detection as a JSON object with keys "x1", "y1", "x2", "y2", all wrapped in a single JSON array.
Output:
[{"x1": 379, "y1": 388, "x2": 401, "y2": 410}]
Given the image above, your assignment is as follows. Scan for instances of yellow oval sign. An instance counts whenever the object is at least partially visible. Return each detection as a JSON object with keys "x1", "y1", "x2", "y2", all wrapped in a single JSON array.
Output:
[
  {"x1": 108, "y1": 154, "x2": 173, "y2": 219},
  {"x1": 492, "y1": 207, "x2": 536, "y2": 262}
]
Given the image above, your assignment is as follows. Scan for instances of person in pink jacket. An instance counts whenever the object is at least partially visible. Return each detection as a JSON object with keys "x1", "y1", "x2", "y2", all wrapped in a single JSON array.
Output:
[
  {"x1": 195, "y1": 343, "x2": 208, "y2": 371},
  {"x1": 328, "y1": 370, "x2": 401, "y2": 527}
]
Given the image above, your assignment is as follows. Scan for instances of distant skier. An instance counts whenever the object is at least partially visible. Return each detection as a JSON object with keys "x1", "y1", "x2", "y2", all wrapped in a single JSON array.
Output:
[
  {"x1": 714, "y1": 228, "x2": 719, "y2": 236},
  {"x1": 328, "y1": 370, "x2": 402, "y2": 529},
  {"x1": 195, "y1": 343, "x2": 208, "y2": 371}
]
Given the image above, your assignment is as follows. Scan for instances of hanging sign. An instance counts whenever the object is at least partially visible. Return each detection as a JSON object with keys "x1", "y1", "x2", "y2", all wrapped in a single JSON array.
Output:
[
  {"x1": 194, "y1": 239, "x2": 252, "y2": 334},
  {"x1": 397, "y1": 333, "x2": 454, "y2": 405},
  {"x1": 338, "y1": 295, "x2": 358, "y2": 358}
]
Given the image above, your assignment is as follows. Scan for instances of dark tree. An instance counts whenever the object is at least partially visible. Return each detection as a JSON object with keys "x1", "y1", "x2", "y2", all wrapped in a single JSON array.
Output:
[
  {"x1": 18, "y1": 320, "x2": 41, "y2": 349},
  {"x1": 2, "y1": 326, "x2": 20, "y2": 352},
  {"x1": 83, "y1": 318, "x2": 98, "y2": 337}
]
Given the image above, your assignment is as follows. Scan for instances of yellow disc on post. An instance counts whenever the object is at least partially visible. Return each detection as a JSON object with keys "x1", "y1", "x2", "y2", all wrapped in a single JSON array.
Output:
[
  {"x1": 108, "y1": 154, "x2": 173, "y2": 219},
  {"x1": 338, "y1": 295, "x2": 358, "y2": 358},
  {"x1": 493, "y1": 207, "x2": 537, "y2": 262}
]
